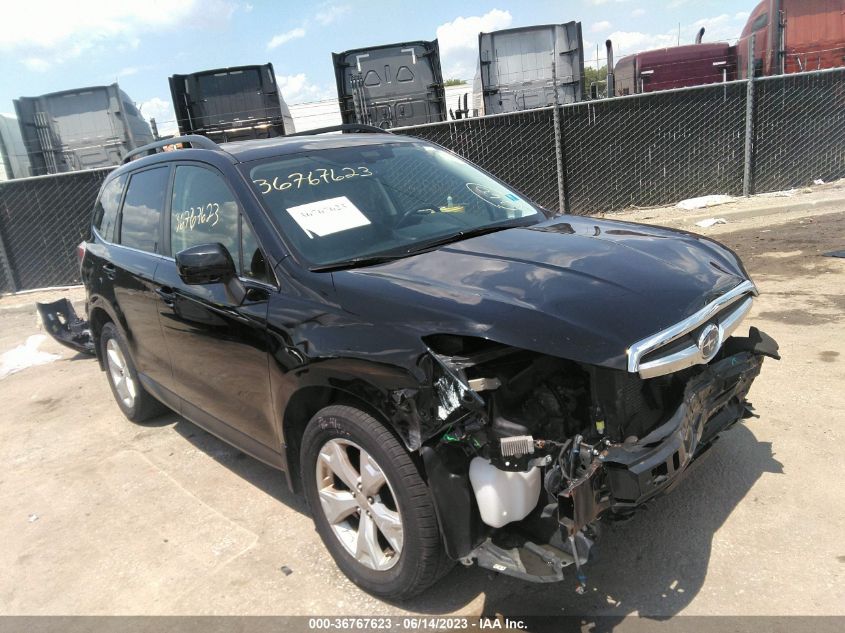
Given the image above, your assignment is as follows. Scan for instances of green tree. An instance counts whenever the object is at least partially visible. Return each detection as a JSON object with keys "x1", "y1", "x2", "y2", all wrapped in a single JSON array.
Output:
[
  {"x1": 583, "y1": 65, "x2": 608, "y2": 88},
  {"x1": 444, "y1": 78, "x2": 467, "y2": 87},
  {"x1": 583, "y1": 65, "x2": 608, "y2": 99}
]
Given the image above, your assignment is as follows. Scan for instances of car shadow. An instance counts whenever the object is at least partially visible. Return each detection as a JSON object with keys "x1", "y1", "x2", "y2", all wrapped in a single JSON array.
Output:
[
  {"x1": 402, "y1": 423, "x2": 783, "y2": 626},
  {"x1": 169, "y1": 416, "x2": 309, "y2": 515},
  {"x1": 155, "y1": 410, "x2": 781, "y2": 625}
]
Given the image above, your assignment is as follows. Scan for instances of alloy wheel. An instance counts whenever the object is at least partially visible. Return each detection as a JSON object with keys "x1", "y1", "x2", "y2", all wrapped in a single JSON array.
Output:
[
  {"x1": 315, "y1": 438, "x2": 404, "y2": 571},
  {"x1": 105, "y1": 338, "x2": 137, "y2": 409}
]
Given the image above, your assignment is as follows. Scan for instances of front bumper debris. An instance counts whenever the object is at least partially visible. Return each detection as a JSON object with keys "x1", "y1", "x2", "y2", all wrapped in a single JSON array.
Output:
[
  {"x1": 559, "y1": 328, "x2": 779, "y2": 537},
  {"x1": 36, "y1": 298, "x2": 95, "y2": 355}
]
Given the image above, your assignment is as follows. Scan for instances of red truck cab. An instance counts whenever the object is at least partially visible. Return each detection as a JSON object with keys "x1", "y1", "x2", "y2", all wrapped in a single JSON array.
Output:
[
  {"x1": 614, "y1": 43, "x2": 737, "y2": 95},
  {"x1": 737, "y1": 0, "x2": 845, "y2": 77}
]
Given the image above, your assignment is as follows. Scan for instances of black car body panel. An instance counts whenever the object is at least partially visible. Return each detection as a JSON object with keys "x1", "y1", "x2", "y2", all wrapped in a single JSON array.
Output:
[
  {"x1": 47, "y1": 131, "x2": 776, "y2": 591},
  {"x1": 331, "y1": 215, "x2": 748, "y2": 373}
]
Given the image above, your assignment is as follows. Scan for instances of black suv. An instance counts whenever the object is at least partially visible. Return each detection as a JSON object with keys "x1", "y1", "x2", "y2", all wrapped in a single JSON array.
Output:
[{"x1": 43, "y1": 128, "x2": 778, "y2": 600}]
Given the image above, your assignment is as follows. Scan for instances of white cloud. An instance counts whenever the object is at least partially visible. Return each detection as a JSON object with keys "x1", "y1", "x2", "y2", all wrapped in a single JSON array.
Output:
[
  {"x1": 1, "y1": 1, "x2": 236, "y2": 70},
  {"x1": 276, "y1": 73, "x2": 332, "y2": 104},
  {"x1": 694, "y1": 14, "x2": 730, "y2": 28},
  {"x1": 591, "y1": 21, "x2": 612, "y2": 33},
  {"x1": 735, "y1": 11, "x2": 750, "y2": 21},
  {"x1": 267, "y1": 27, "x2": 306, "y2": 50},
  {"x1": 315, "y1": 4, "x2": 351, "y2": 26},
  {"x1": 606, "y1": 30, "x2": 677, "y2": 57},
  {"x1": 23, "y1": 57, "x2": 52, "y2": 72},
  {"x1": 587, "y1": 0, "x2": 630, "y2": 5},
  {"x1": 692, "y1": 12, "x2": 750, "y2": 42},
  {"x1": 632, "y1": 8, "x2": 646, "y2": 17},
  {"x1": 436, "y1": 9, "x2": 513, "y2": 79},
  {"x1": 116, "y1": 66, "x2": 139, "y2": 78},
  {"x1": 139, "y1": 97, "x2": 178, "y2": 137}
]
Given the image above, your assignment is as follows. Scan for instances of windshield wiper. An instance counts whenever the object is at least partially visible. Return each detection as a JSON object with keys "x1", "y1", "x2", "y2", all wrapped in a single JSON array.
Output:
[
  {"x1": 310, "y1": 254, "x2": 409, "y2": 272},
  {"x1": 311, "y1": 220, "x2": 531, "y2": 272},
  {"x1": 404, "y1": 221, "x2": 525, "y2": 254}
]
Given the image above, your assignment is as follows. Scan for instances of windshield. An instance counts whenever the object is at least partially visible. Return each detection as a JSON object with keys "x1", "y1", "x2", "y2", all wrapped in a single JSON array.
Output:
[{"x1": 244, "y1": 141, "x2": 543, "y2": 268}]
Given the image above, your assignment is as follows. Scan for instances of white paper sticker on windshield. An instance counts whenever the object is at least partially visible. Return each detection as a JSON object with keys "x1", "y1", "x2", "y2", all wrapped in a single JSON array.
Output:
[{"x1": 286, "y1": 196, "x2": 371, "y2": 239}]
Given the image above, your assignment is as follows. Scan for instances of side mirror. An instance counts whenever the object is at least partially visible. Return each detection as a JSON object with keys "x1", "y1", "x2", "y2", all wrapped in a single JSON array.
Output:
[{"x1": 175, "y1": 243, "x2": 236, "y2": 285}]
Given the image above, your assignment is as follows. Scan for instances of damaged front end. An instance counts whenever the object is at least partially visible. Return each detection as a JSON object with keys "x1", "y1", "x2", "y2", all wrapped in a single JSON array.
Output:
[
  {"x1": 420, "y1": 323, "x2": 779, "y2": 592},
  {"x1": 35, "y1": 298, "x2": 95, "y2": 355}
]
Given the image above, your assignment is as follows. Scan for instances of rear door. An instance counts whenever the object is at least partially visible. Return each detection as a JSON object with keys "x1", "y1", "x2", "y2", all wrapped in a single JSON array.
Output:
[
  {"x1": 153, "y1": 162, "x2": 278, "y2": 450},
  {"x1": 111, "y1": 165, "x2": 173, "y2": 389}
]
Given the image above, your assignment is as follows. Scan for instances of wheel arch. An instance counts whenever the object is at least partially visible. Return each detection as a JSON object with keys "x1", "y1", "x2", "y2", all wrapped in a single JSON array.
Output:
[
  {"x1": 281, "y1": 383, "x2": 423, "y2": 494},
  {"x1": 88, "y1": 304, "x2": 114, "y2": 369}
]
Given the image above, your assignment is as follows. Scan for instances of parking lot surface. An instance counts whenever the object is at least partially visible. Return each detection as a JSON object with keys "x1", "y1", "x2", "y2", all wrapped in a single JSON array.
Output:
[{"x1": 1, "y1": 186, "x2": 843, "y2": 617}]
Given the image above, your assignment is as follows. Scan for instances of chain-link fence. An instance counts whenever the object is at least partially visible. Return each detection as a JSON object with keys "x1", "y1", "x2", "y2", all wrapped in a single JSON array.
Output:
[
  {"x1": 395, "y1": 67, "x2": 845, "y2": 216},
  {"x1": 1, "y1": 67, "x2": 844, "y2": 293},
  {"x1": 754, "y1": 67, "x2": 845, "y2": 193},
  {"x1": 396, "y1": 108, "x2": 561, "y2": 211},
  {"x1": 0, "y1": 168, "x2": 112, "y2": 292},
  {"x1": 560, "y1": 81, "x2": 748, "y2": 213}
]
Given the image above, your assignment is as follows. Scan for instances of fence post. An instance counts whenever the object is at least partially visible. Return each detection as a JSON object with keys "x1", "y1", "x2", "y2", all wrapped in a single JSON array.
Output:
[
  {"x1": 553, "y1": 104, "x2": 567, "y2": 214},
  {"x1": 0, "y1": 223, "x2": 18, "y2": 293},
  {"x1": 551, "y1": 61, "x2": 568, "y2": 214},
  {"x1": 742, "y1": 34, "x2": 756, "y2": 197}
]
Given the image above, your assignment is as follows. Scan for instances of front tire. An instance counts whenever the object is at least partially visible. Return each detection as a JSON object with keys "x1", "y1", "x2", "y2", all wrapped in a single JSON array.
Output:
[
  {"x1": 300, "y1": 404, "x2": 451, "y2": 599},
  {"x1": 100, "y1": 322, "x2": 164, "y2": 423}
]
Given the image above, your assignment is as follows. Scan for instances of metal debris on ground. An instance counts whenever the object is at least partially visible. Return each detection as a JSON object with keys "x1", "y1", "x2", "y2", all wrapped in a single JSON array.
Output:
[
  {"x1": 695, "y1": 218, "x2": 729, "y2": 228},
  {"x1": 823, "y1": 250, "x2": 845, "y2": 258},
  {"x1": 676, "y1": 195, "x2": 736, "y2": 210}
]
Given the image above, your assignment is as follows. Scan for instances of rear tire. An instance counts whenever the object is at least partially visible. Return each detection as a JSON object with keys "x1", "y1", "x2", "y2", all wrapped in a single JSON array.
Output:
[
  {"x1": 100, "y1": 322, "x2": 164, "y2": 423},
  {"x1": 300, "y1": 404, "x2": 452, "y2": 599}
]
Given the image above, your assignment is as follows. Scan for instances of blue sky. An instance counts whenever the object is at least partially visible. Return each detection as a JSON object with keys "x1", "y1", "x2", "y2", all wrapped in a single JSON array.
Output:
[{"x1": 0, "y1": 0, "x2": 757, "y2": 134}]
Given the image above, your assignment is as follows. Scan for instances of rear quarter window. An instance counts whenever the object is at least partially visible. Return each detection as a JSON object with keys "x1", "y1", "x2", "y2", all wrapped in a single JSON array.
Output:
[
  {"x1": 92, "y1": 174, "x2": 127, "y2": 242},
  {"x1": 119, "y1": 166, "x2": 169, "y2": 253}
]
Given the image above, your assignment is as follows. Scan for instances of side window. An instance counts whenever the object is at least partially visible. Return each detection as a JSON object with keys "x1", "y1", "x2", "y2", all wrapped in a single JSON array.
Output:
[
  {"x1": 241, "y1": 217, "x2": 272, "y2": 284},
  {"x1": 92, "y1": 175, "x2": 127, "y2": 242},
  {"x1": 119, "y1": 167, "x2": 169, "y2": 253},
  {"x1": 170, "y1": 165, "x2": 239, "y2": 268},
  {"x1": 751, "y1": 12, "x2": 768, "y2": 32}
]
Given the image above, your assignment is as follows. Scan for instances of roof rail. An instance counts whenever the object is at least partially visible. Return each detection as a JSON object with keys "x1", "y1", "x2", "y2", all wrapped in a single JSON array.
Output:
[
  {"x1": 287, "y1": 124, "x2": 391, "y2": 137},
  {"x1": 122, "y1": 135, "x2": 219, "y2": 164}
]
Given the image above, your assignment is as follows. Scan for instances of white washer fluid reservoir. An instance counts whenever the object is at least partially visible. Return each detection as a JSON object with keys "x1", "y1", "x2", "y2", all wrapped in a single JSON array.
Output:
[{"x1": 469, "y1": 457, "x2": 541, "y2": 528}]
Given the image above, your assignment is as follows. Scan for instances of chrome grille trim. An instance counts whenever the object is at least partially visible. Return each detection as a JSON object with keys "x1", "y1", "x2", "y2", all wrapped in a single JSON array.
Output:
[{"x1": 627, "y1": 280, "x2": 757, "y2": 378}]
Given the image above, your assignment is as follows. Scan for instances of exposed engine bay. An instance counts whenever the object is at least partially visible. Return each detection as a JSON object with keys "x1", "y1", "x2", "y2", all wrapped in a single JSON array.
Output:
[{"x1": 420, "y1": 327, "x2": 780, "y2": 592}]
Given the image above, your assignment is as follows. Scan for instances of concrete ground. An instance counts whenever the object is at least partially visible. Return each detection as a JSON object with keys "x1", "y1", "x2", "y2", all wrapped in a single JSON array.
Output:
[{"x1": 0, "y1": 184, "x2": 843, "y2": 618}]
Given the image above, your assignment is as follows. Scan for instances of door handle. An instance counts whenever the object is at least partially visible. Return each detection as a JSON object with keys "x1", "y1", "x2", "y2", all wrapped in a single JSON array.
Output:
[
  {"x1": 156, "y1": 286, "x2": 176, "y2": 306},
  {"x1": 102, "y1": 263, "x2": 117, "y2": 279}
]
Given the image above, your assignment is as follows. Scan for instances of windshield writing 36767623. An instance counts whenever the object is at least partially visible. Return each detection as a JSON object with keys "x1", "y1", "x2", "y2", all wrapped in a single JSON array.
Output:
[
  {"x1": 252, "y1": 167, "x2": 372, "y2": 195},
  {"x1": 173, "y1": 203, "x2": 220, "y2": 232}
]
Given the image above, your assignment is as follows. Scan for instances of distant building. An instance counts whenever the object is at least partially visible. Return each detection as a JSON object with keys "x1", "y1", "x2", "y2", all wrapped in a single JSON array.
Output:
[{"x1": 0, "y1": 114, "x2": 30, "y2": 181}]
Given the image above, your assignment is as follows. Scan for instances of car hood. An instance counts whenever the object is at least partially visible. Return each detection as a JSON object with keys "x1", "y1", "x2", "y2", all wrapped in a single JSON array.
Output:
[{"x1": 332, "y1": 215, "x2": 750, "y2": 370}]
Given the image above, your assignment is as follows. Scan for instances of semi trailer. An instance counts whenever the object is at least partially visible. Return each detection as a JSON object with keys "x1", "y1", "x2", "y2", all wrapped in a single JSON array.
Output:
[
  {"x1": 14, "y1": 84, "x2": 153, "y2": 176},
  {"x1": 333, "y1": 40, "x2": 447, "y2": 128},
  {"x1": 169, "y1": 63, "x2": 295, "y2": 141}
]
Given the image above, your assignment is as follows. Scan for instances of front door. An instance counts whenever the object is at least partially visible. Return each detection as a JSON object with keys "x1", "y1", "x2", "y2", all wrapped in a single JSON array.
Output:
[{"x1": 154, "y1": 163, "x2": 278, "y2": 450}]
